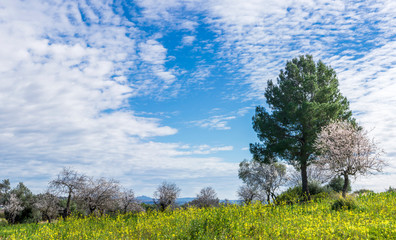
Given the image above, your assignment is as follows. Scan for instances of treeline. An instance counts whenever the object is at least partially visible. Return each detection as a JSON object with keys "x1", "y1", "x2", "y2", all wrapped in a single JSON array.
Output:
[
  {"x1": 237, "y1": 160, "x2": 395, "y2": 206},
  {"x1": 0, "y1": 168, "x2": 223, "y2": 225},
  {"x1": 1, "y1": 167, "x2": 395, "y2": 226}
]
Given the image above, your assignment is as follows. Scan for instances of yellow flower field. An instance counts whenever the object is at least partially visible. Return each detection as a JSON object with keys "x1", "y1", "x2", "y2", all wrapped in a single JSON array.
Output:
[{"x1": 1, "y1": 192, "x2": 395, "y2": 239}]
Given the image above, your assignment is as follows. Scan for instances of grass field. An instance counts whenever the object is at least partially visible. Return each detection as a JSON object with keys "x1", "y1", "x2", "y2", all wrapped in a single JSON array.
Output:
[{"x1": 0, "y1": 192, "x2": 395, "y2": 239}]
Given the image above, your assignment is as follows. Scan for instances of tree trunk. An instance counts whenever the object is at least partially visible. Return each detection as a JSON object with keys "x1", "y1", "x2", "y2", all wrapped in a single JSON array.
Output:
[
  {"x1": 63, "y1": 191, "x2": 72, "y2": 218},
  {"x1": 301, "y1": 162, "x2": 310, "y2": 201},
  {"x1": 45, "y1": 213, "x2": 51, "y2": 223},
  {"x1": 270, "y1": 192, "x2": 277, "y2": 203},
  {"x1": 342, "y1": 174, "x2": 349, "y2": 198}
]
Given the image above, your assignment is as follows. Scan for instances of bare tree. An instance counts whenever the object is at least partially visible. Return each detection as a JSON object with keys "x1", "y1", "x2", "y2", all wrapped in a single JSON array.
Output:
[
  {"x1": 239, "y1": 160, "x2": 288, "y2": 203},
  {"x1": 4, "y1": 193, "x2": 23, "y2": 224},
  {"x1": 118, "y1": 189, "x2": 144, "y2": 214},
  {"x1": 49, "y1": 167, "x2": 87, "y2": 217},
  {"x1": 34, "y1": 191, "x2": 60, "y2": 223},
  {"x1": 189, "y1": 187, "x2": 219, "y2": 208},
  {"x1": 315, "y1": 121, "x2": 385, "y2": 197},
  {"x1": 237, "y1": 184, "x2": 260, "y2": 204},
  {"x1": 76, "y1": 177, "x2": 120, "y2": 215},
  {"x1": 153, "y1": 182, "x2": 181, "y2": 211}
]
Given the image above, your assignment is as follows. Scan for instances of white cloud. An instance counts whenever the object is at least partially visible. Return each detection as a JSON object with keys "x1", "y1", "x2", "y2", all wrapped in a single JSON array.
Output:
[
  {"x1": 139, "y1": 39, "x2": 168, "y2": 65},
  {"x1": 195, "y1": 0, "x2": 396, "y2": 190},
  {"x1": 0, "y1": 0, "x2": 237, "y2": 197},
  {"x1": 192, "y1": 115, "x2": 237, "y2": 130},
  {"x1": 181, "y1": 35, "x2": 196, "y2": 46},
  {"x1": 328, "y1": 42, "x2": 396, "y2": 189},
  {"x1": 183, "y1": 144, "x2": 234, "y2": 155},
  {"x1": 2, "y1": 0, "x2": 395, "y2": 197},
  {"x1": 191, "y1": 106, "x2": 253, "y2": 130}
]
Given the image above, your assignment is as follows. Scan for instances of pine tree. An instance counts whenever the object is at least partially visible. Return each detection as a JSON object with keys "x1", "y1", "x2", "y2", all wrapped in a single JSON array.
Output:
[{"x1": 250, "y1": 55, "x2": 352, "y2": 198}]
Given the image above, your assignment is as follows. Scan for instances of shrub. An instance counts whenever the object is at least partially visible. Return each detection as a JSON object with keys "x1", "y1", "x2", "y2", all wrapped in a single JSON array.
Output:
[
  {"x1": 276, "y1": 181, "x2": 331, "y2": 205},
  {"x1": 353, "y1": 189, "x2": 374, "y2": 195},
  {"x1": 331, "y1": 195, "x2": 358, "y2": 211},
  {"x1": 327, "y1": 176, "x2": 351, "y2": 193},
  {"x1": 311, "y1": 192, "x2": 331, "y2": 203},
  {"x1": 386, "y1": 186, "x2": 396, "y2": 193},
  {"x1": 275, "y1": 186, "x2": 301, "y2": 205}
]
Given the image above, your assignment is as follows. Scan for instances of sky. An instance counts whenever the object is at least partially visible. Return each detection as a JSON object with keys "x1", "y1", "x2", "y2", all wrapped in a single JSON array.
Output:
[{"x1": 0, "y1": 0, "x2": 395, "y2": 199}]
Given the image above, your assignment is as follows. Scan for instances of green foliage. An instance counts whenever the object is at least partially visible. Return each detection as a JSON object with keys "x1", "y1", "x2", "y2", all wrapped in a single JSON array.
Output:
[
  {"x1": 327, "y1": 176, "x2": 351, "y2": 193},
  {"x1": 275, "y1": 186, "x2": 301, "y2": 205},
  {"x1": 250, "y1": 55, "x2": 352, "y2": 196},
  {"x1": 386, "y1": 186, "x2": 396, "y2": 193},
  {"x1": 140, "y1": 203, "x2": 156, "y2": 212},
  {"x1": 1, "y1": 193, "x2": 396, "y2": 239},
  {"x1": 276, "y1": 181, "x2": 331, "y2": 205},
  {"x1": 0, "y1": 179, "x2": 10, "y2": 205},
  {"x1": 4, "y1": 182, "x2": 40, "y2": 224},
  {"x1": 59, "y1": 199, "x2": 84, "y2": 216},
  {"x1": 310, "y1": 192, "x2": 332, "y2": 203},
  {"x1": 0, "y1": 219, "x2": 8, "y2": 227},
  {"x1": 354, "y1": 189, "x2": 374, "y2": 195},
  {"x1": 331, "y1": 195, "x2": 358, "y2": 211}
]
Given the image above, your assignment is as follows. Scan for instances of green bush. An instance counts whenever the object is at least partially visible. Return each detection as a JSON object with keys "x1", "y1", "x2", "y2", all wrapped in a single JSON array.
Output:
[
  {"x1": 311, "y1": 192, "x2": 331, "y2": 203},
  {"x1": 386, "y1": 186, "x2": 396, "y2": 193},
  {"x1": 276, "y1": 182, "x2": 332, "y2": 205},
  {"x1": 275, "y1": 186, "x2": 301, "y2": 205},
  {"x1": 331, "y1": 196, "x2": 358, "y2": 211},
  {"x1": 353, "y1": 189, "x2": 374, "y2": 195},
  {"x1": 327, "y1": 176, "x2": 351, "y2": 193}
]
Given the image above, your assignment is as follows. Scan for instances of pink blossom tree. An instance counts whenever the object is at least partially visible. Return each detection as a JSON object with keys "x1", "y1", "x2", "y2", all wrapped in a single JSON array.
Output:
[{"x1": 314, "y1": 121, "x2": 385, "y2": 197}]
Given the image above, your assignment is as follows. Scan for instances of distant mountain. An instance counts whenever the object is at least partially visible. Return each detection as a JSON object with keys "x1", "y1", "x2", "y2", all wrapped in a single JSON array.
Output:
[
  {"x1": 176, "y1": 197, "x2": 195, "y2": 205},
  {"x1": 136, "y1": 196, "x2": 195, "y2": 205},
  {"x1": 136, "y1": 195, "x2": 154, "y2": 204}
]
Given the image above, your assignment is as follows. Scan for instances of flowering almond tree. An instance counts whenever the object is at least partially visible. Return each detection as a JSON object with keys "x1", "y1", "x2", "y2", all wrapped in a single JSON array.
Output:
[{"x1": 314, "y1": 121, "x2": 385, "y2": 197}]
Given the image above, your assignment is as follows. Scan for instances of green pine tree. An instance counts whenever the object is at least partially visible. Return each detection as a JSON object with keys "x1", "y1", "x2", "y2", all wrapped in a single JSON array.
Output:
[{"x1": 250, "y1": 55, "x2": 353, "y2": 199}]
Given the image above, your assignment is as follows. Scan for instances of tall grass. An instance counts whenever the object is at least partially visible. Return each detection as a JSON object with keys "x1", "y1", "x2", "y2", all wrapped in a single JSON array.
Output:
[{"x1": 1, "y1": 192, "x2": 395, "y2": 239}]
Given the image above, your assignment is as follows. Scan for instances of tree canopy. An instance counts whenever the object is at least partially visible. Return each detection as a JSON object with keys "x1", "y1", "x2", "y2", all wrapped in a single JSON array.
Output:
[
  {"x1": 314, "y1": 121, "x2": 384, "y2": 197},
  {"x1": 250, "y1": 55, "x2": 352, "y2": 197}
]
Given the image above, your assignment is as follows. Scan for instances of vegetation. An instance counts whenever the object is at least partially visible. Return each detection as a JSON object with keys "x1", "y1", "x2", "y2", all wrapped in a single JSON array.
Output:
[
  {"x1": 331, "y1": 195, "x2": 358, "y2": 211},
  {"x1": 275, "y1": 181, "x2": 333, "y2": 205},
  {"x1": 238, "y1": 160, "x2": 287, "y2": 203},
  {"x1": 1, "y1": 192, "x2": 395, "y2": 239},
  {"x1": 327, "y1": 176, "x2": 351, "y2": 193},
  {"x1": 250, "y1": 55, "x2": 353, "y2": 197},
  {"x1": 315, "y1": 121, "x2": 385, "y2": 197},
  {"x1": 188, "y1": 187, "x2": 219, "y2": 208},
  {"x1": 0, "y1": 55, "x2": 391, "y2": 239},
  {"x1": 153, "y1": 181, "x2": 181, "y2": 211}
]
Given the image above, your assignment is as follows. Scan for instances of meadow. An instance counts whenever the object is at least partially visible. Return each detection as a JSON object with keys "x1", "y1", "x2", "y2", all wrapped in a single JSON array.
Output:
[{"x1": 1, "y1": 192, "x2": 395, "y2": 239}]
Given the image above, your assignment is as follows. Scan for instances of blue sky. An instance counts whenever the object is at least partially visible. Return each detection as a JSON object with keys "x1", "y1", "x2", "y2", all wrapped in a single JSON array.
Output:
[{"x1": 1, "y1": 0, "x2": 395, "y2": 198}]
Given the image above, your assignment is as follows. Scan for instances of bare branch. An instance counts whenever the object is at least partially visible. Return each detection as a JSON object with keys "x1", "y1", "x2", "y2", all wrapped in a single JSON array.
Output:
[
  {"x1": 153, "y1": 182, "x2": 181, "y2": 211},
  {"x1": 314, "y1": 121, "x2": 385, "y2": 197}
]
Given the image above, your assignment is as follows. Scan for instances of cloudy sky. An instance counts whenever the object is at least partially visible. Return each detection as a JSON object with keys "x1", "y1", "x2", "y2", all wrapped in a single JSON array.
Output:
[{"x1": 1, "y1": 0, "x2": 395, "y2": 198}]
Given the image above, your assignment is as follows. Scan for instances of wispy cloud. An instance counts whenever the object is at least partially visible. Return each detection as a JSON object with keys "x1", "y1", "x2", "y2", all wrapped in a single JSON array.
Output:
[
  {"x1": 191, "y1": 106, "x2": 253, "y2": 130},
  {"x1": 197, "y1": 0, "x2": 396, "y2": 191},
  {"x1": 0, "y1": 0, "x2": 237, "y2": 197},
  {"x1": 180, "y1": 144, "x2": 234, "y2": 155},
  {"x1": 192, "y1": 115, "x2": 237, "y2": 130},
  {"x1": 2, "y1": 0, "x2": 395, "y2": 197},
  {"x1": 181, "y1": 35, "x2": 196, "y2": 46}
]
